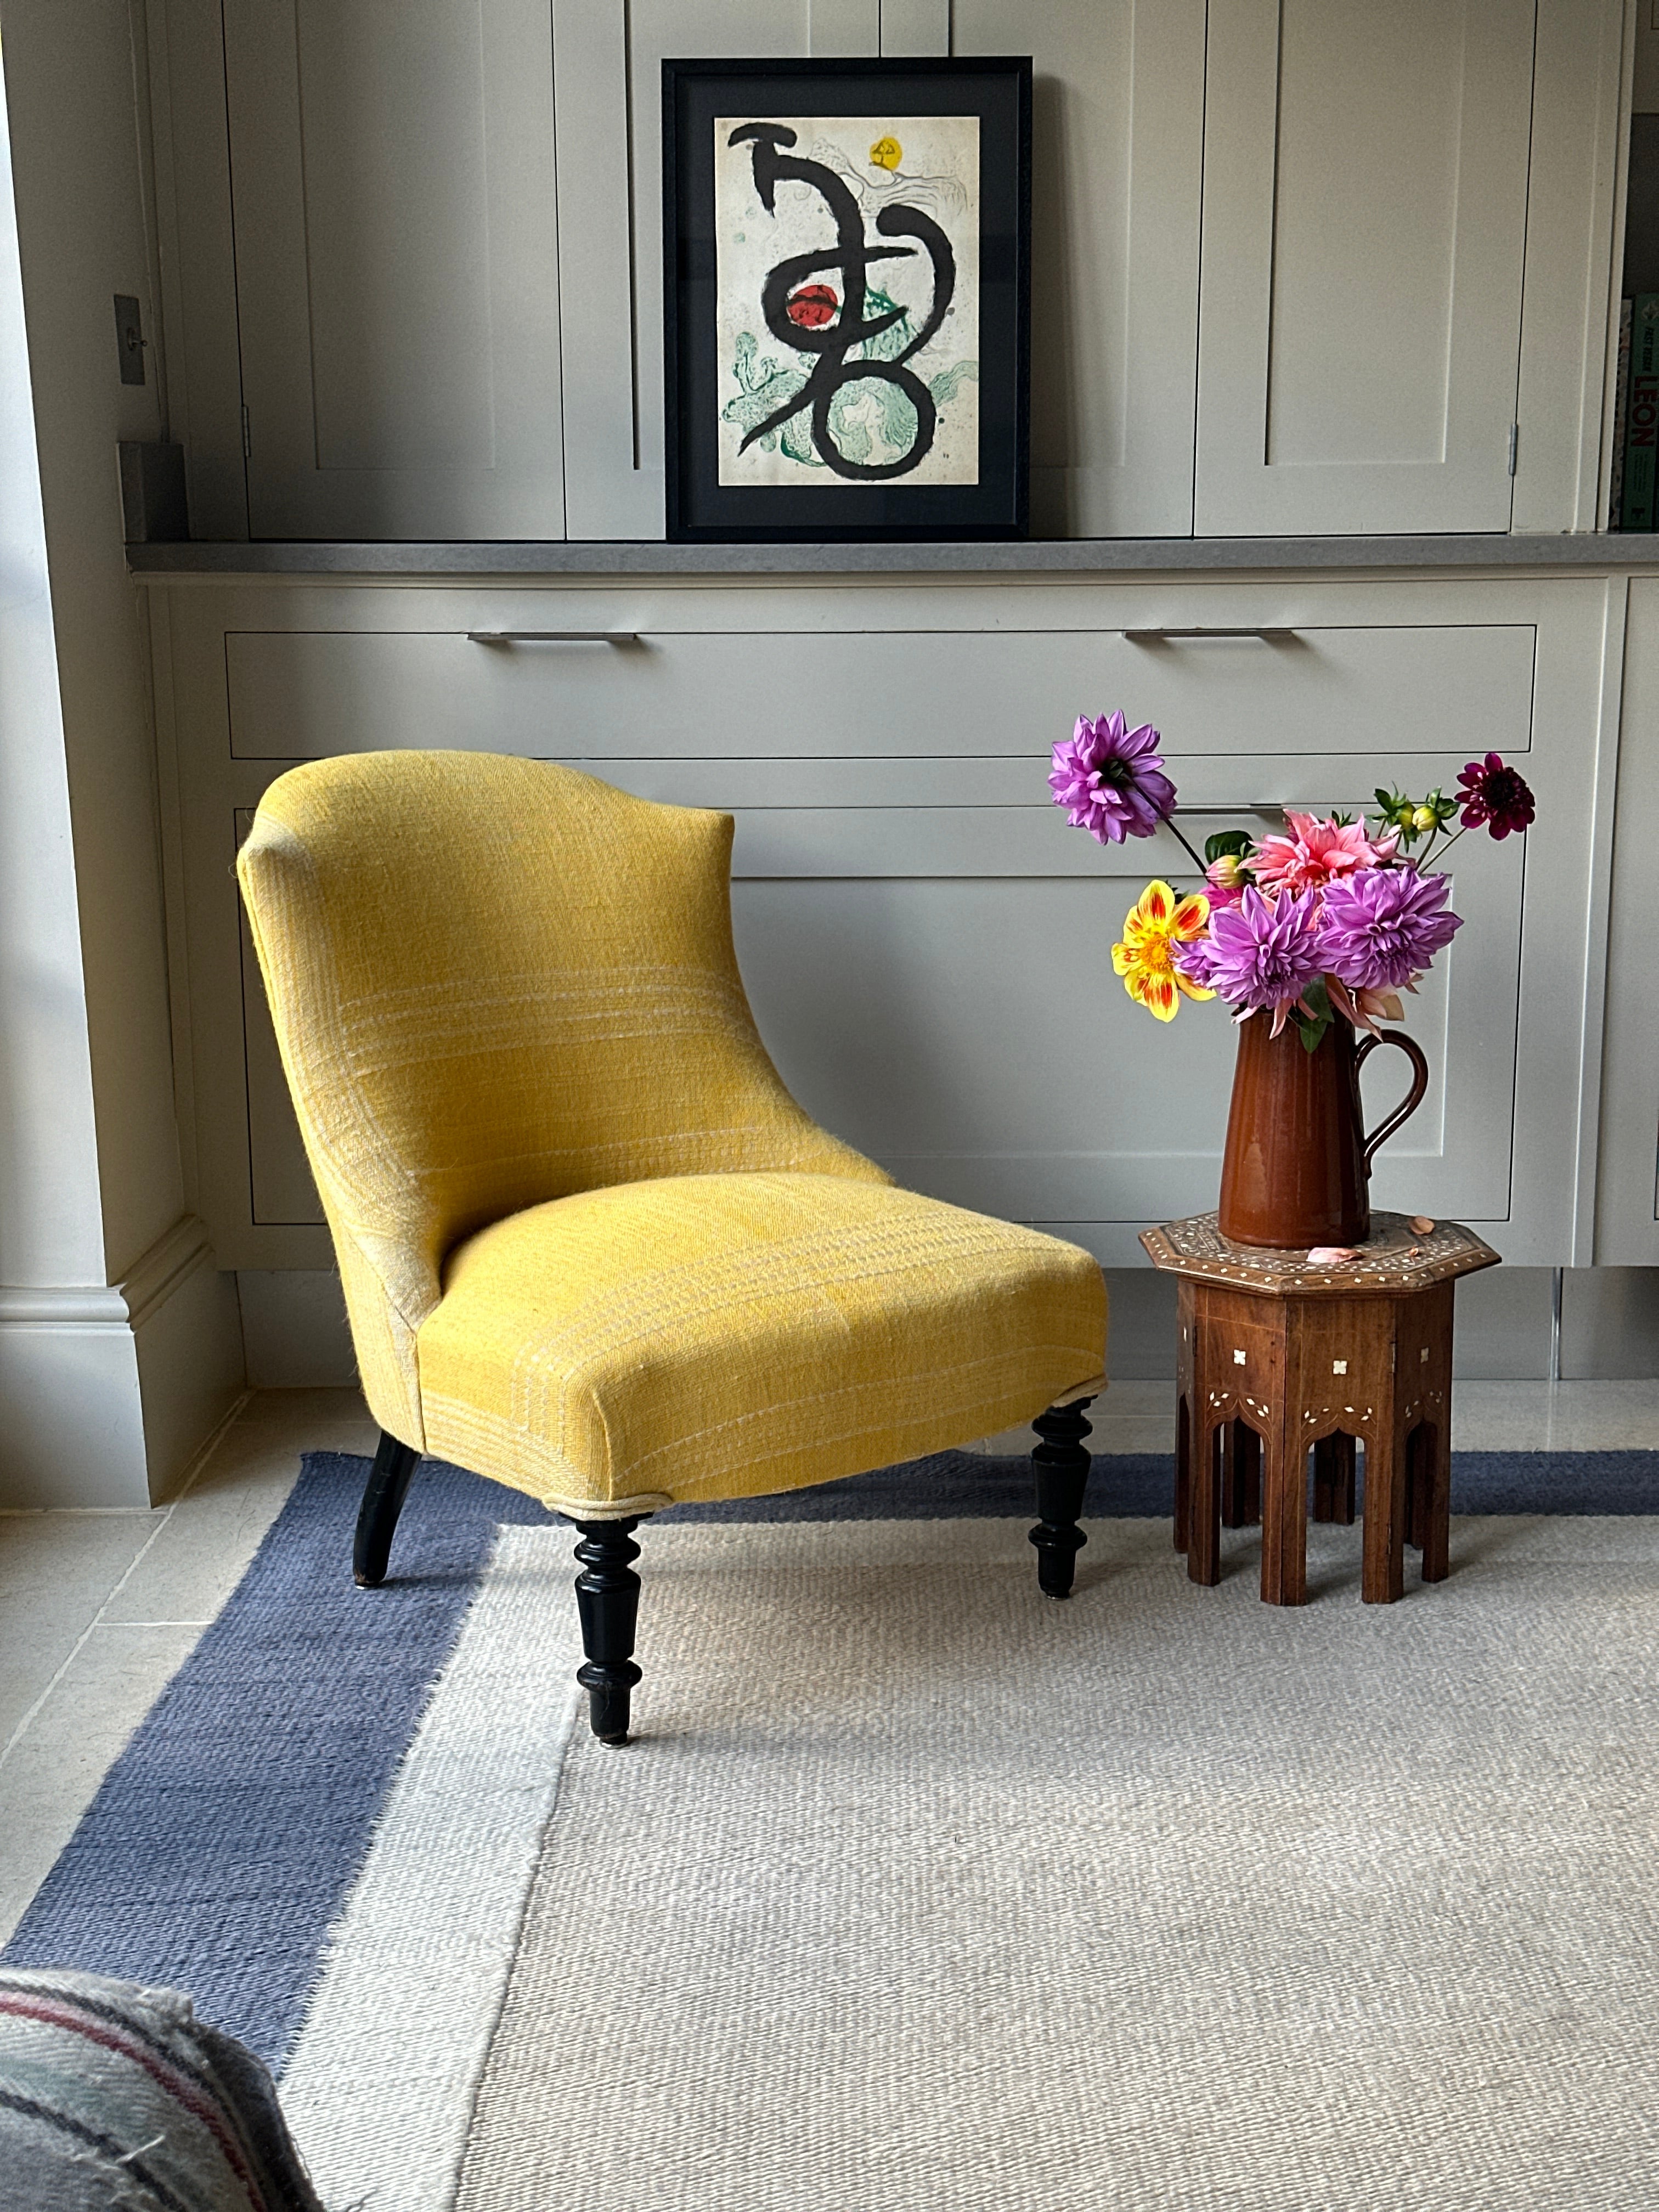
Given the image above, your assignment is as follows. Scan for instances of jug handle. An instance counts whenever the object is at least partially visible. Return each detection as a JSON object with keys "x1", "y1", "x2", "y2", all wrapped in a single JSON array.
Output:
[{"x1": 1354, "y1": 1031, "x2": 1430, "y2": 1173}]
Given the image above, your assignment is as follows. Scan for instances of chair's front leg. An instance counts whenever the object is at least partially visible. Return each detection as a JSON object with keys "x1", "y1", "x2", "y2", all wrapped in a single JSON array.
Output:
[
  {"x1": 572, "y1": 1517, "x2": 649, "y2": 1745},
  {"x1": 1029, "y1": 1397, "x2": 1094, "y2": 1599},
  {"x1": 354, "y1": 1430, "x2": 421, "y2": 1587}
]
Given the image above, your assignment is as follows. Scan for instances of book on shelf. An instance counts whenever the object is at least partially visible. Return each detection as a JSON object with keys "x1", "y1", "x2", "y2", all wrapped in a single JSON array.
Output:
[
  {"x1": 1622, "y1": 294, "x2": 1659, "y2": 532},
  {"x1": 1610, "y1": 297, "x2": 1632, "y2": 529}
]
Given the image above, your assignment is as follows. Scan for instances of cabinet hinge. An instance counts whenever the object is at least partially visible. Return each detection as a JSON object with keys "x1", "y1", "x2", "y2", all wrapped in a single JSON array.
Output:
[
  {"x1": 241, "y1": 404, "x2": 251, "y2": 461},
  {"x1": 1507, "y1": 421, "x2": 1519, "y2": 476}
]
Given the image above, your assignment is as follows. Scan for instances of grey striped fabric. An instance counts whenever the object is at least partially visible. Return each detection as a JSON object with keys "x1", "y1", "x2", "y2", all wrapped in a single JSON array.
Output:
[{"x1": 0, "y1": 1971, "x2": 322, "y2": 2212}]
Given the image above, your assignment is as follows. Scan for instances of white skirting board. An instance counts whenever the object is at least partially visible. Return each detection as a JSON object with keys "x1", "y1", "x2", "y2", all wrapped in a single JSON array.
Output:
[
  {"x1": 0, "y1": 1217, "x2": 245, "y2": 1509},
  {"x1": 234, "y1": 1261, "x2": 1659, "y2": 1397}
]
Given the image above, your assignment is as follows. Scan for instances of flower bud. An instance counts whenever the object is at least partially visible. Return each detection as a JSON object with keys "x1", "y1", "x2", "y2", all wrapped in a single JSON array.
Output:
[
  {"x1": 1412, "y1": 805, "x2": 1437, "y2": 833},
  {"x1": 1206, "y1": 852, "x2": 1244, "y2": 890}
]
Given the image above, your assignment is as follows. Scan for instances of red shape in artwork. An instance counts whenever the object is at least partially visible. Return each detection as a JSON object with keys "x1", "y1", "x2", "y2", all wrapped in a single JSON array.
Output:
[{"x1": 785, "y1": 284, "x2": 839, "y2": 329}]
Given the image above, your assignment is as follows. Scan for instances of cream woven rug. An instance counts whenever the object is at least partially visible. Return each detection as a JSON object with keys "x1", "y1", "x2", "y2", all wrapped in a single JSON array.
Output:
[{"x1": 289, "y1": 1514, "x2": 1659, "y2": 2210}]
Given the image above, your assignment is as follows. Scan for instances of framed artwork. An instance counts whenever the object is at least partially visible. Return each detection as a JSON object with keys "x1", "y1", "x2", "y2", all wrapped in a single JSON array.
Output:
[{"x1": 663, "y1": 56, "x2": 1031, "y2": 543}]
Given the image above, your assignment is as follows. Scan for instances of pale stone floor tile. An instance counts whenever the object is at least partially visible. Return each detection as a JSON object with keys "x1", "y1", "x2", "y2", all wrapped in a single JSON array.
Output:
[
  {"x1": 0, "y1": 1516, "x2": 159, "y2": 1745},
  {"x1": 0, "y1": 1624, "x2": 203, "y2": 1946},
  {"x1": 1452, "y1": 1379, "x2": 1659, "y2": 1452},
  {"x1": 0, "y1": 1389, "x2": 369, "y2": 1946},
  {"x1": 105, "y1": 1387, "x2": 371, "y2": 1624}
]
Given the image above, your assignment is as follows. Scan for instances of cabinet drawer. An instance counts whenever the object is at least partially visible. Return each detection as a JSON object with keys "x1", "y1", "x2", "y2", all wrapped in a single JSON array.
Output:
[{"x1": 224, "y1": 622, "x2": 1536, "y2": 765}]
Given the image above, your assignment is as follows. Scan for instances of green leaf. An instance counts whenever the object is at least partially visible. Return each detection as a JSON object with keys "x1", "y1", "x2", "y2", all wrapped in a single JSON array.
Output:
[
  {"x1": 1294, "y1": 977, "x2": 1334, "y2": 1053},
  {"x1": 1203, "y1": 828, "x2": 1253, "y2": 865}
]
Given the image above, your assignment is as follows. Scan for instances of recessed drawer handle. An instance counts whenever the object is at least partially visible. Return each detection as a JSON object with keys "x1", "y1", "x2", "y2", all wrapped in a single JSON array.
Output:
[
  {"x1": 1123, "y1": 628, "x2": 1299, "y2": 644},
  {"x1": 466, "y1": 630, "x2": 641, "y2": 646},
  {"x1": 1170, "y1": 803, "x2": 1370, "y2": 821}
]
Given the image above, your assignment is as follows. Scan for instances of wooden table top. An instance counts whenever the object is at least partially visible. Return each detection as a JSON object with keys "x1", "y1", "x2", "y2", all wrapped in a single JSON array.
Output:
[{"x1": 1139, "y1": 1211, "x2": 1501, "y2": 1297}]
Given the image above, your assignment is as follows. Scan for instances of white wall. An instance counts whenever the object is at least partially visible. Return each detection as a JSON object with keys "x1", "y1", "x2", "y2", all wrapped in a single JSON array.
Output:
[
  {"x1": 3, "y1": 0, "x2": 182, "y2": 1276},
  {"x1": 0, "y1": 0, "x2": 242, "y2": 1504}
]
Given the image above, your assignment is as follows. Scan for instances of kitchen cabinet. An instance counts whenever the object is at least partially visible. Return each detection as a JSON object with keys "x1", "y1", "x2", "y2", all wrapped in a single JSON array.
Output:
[
  {"x1": 148, "y1": 0, "x2": 1622, "y2": 541},
  {"x1": 218, "y1": 0, "x2": 566, "y2": 538},
  {"x1": 1194, "y1": 0, "x2": 1538, "y2": 538}
]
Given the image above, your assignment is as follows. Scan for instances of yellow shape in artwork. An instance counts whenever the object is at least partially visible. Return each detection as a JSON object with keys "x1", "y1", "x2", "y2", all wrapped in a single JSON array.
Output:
[{"x1": 868, "y1": 135, "x2": 902, "y2": 172}]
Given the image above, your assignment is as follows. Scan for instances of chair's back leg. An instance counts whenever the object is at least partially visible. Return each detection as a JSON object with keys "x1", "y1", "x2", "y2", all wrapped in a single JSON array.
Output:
[
  {"x1": 1029, "y1": 1397, "x2": 1095, "y2": 1599},
  {"x1": 354, "y1": 1430, "x2": 421, "y2": 1587},
  {"x1": 573, "y1": 1518, "x2": 648, "y2": 1745}
]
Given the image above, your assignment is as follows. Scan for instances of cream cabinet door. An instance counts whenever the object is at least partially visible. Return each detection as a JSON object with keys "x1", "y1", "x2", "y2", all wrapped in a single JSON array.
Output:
[
  {"x1": 1194, "y1": 0, "x2": 1535, "y2": 536},
  {"x1": 552, "y1": 0, "x2": 814, "y2": 541},
  {"x1": 222, "y1": 0, "x2": 565, "y2": 539},
  {"x1": 554, "y1": 0, "x2": 1205, "y2": 539},
  {"x1": 946, "y1": 0, "x2": 1205, "y2": 536}
]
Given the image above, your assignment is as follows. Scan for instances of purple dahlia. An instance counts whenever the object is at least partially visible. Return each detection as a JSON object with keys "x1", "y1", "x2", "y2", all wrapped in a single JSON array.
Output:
[
  {"x1": 1174, "y1": 884, "x2": 1327, "y2": 1029},
  {"x1": 1455, "y1": 752, "x2": 1536, "y2": 839},
  {"x1": 1048, "y1": 710, "x2": 1176, "y2": 845},
  {"x1": 1319, "y1": 864, "x2": 1462, "y2": 992}
]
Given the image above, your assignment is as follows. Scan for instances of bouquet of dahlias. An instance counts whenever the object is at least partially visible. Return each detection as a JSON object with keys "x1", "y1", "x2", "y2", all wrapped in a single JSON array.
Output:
[{"x1": 1049, "y1": 712, "x2": 1535, "y2": 1049}]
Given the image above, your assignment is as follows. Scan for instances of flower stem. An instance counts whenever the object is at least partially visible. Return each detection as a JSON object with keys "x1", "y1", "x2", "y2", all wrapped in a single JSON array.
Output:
[{"x1": 1163, "y1": 816, "x2": 1210, "y2": 876}]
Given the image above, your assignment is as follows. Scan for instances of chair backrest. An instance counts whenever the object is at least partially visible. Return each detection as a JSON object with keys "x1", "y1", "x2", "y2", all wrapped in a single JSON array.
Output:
[{"x1": 238, "y1": 751, "x2": 882, "y2": 1444}]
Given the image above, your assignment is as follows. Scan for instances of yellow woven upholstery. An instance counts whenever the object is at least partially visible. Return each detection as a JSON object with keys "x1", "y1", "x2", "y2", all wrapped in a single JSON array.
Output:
[{"x1": 239, "y1": 752, "x2": 1107, "y2": 1514}]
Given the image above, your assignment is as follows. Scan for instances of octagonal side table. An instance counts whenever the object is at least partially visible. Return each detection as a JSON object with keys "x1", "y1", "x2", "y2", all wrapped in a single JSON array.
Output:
[{"x1": 1141, "y1": 1212, "x2": 1500, "y2": 1606}]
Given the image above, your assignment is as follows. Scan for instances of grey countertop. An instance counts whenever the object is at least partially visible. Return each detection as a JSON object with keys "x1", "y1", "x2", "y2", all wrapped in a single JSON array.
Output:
[{"x1": 125, "y1": 533, "x2": 1659, "y2": 579}]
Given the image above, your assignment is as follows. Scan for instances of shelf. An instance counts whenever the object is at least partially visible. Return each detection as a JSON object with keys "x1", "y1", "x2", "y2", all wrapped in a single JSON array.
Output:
[{"x1": 125, "y1": 534, "x2": 1659, "y2": 582}]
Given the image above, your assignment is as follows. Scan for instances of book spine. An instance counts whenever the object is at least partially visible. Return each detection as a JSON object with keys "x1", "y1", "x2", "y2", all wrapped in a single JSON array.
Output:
[
  {"x1": 1609, "y1": 297, "x2": 1633, "y2": 530},
  {"x1": 1623, "y1": 295, "x2": 1659, "y2": 532}
]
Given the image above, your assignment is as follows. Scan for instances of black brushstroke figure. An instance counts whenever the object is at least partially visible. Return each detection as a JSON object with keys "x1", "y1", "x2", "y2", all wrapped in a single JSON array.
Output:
[{"x1": 729, "y1": 122, "x2": 956, "y2": 481}]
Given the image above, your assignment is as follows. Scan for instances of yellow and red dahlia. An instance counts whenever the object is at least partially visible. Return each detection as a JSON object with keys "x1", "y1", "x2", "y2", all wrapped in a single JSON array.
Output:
[{"x1": 1111, "y1": 881, "x2": 1214, "y2": 1022}]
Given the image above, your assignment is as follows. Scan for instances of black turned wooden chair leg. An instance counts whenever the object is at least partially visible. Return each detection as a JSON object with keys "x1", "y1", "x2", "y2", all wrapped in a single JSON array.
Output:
[
  {"x1": 353, "y1": 1430, "x2": 421, "y2": 1588},
  {"x1": 573, "y1": 1517, "x2": 649, "y2": 1745},
  {"x1": 1029, "y1": 1397, "x2": 1095, "y2": 1599}
]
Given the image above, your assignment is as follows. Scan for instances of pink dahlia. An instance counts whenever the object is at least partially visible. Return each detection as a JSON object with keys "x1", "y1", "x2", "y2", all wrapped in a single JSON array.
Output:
[
  {"x1": 1250, "y1": 811, "x2": 1398, "y2": 895},
  {"x1": 1455, "y1": 753, "x2": 1535, "y2": 839},
  {"x1": 1319, "y1": 864, "x2": 1462, "y2": 993},
  {"x1": 1048, "y1": 711, "x2": 1176, "y2": 845},
  {"x1": 1174, "y1": 885, "x2": 1328, "y2": 1034}
]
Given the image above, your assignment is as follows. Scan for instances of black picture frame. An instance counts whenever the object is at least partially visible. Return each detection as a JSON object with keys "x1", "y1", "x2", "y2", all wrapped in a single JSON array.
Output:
[{"x1": 663, "y1": 55, "x2": 1031, "y2": 543}]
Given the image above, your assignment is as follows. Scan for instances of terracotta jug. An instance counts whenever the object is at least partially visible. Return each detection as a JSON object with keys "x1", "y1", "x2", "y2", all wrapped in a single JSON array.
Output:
[{"x1": 1216, "y1": 1015, "x2": 1430, "y2": 1250}]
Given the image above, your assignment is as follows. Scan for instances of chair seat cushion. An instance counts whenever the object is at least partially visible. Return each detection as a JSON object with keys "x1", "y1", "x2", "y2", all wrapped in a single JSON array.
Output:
[{"x1": 416, "y1": 1172, "x2": 1106, "y2": 1514}]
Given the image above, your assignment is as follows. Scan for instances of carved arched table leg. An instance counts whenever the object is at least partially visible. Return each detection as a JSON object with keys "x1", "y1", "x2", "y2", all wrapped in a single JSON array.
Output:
[
  {"x1": 1186, "y1": 1420, "x2": 1224, "y2": 1587},
  {"x1": 1259, "y1": 1401, "x2": 1308, "y2": 1607}
]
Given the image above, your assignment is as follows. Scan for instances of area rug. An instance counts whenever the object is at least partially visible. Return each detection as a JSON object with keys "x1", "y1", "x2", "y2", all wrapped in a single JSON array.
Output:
[{"x1": 9, "y1": 1449, "x2": 1659, "y2": 2209}]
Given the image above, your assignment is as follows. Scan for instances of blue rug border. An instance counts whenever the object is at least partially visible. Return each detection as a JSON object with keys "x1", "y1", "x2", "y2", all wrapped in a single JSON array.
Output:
[{"x1": 668, "y1": 1446, "x2": 1659, "y2": 1520}]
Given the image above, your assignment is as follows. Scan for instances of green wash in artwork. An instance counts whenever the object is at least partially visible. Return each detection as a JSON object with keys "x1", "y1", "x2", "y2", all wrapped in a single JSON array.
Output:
[{"x1": 721, "y1": 286, "x2": 979, "y2": 470}]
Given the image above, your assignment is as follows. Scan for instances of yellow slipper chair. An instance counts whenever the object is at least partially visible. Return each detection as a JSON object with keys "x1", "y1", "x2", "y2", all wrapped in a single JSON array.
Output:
[{"x1": 238, "y1": 752, "x2": 1107, "y2": 1742}]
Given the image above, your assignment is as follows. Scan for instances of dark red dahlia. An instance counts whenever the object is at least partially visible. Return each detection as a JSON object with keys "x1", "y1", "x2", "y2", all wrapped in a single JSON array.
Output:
[{"x1": 1455, "y1": 753, "x2": 1536, "y2": 840}]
